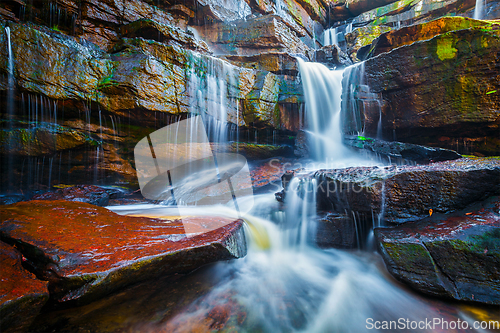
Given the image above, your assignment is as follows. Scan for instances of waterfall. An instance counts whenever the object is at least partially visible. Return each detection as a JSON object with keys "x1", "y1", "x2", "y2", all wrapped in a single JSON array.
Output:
[
  {"x1": 4, "y1": 26, "x2": 15, "y2": 192},
  {"x1": 297, "y1": 58, "x2": 349, "y2": 162},
  {"x1": 115, "y1": 58, "x2": 468, "y2": 332},
  {"x1": 6, "y1": 26, "x2": 14, "y2": 126},
  {"x1": 323, "y1": 27, "x2": 338, "y2": 46},
  {"x1": 474, "y1": 0, "x2": 485, "y2": 19},
  {"x1": 114, "y1": 190, "x2": 445, "y2": 332},
  {"x1": 297, "y1": 59, "x2": 376, "y2": 168}
]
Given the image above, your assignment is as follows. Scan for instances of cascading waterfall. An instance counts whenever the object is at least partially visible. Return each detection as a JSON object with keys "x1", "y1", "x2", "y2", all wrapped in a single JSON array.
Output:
[
  {"x1": 6, "y1": 26, "x2": 14, "y2": 117},
  {"x1": 474, "y1": 0, "x2": 485, "y2": 19},
  {"x1": 109, "y1": 59, "x2": 476, "y2": 333},
  {"x1": 297, "y1": 58, "x2": 378, "y2": 167},
  {"x1": 188, "y1": 56, "x2": 236, "y2": 145},
  {"x1": 297, "y1": 58, "x2": 349, "y2": 162},
  {"x1": 114, "y1": 189, "x2": 450, "y2": 332},
  {"x1": 5, "y1": 26, "x2": 15, "y2": 191}
]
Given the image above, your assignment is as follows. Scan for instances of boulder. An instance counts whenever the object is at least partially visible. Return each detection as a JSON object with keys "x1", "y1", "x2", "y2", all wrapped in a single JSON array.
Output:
[
  {"x1": 328, "y1": 0, "x2": 401, "y2": 21},
  {"x1": 350, "y1": 0, "x2": 476, "y2": 30},
  {"x1": 0, "y1": 241, "x2": 49, "y2": 333},
  {"x1": 0, "y1": 22, "x2": 303, "y2": 131},
  {"x1": 344, "y1": 25, "x2": 391, "y2": 61},
  {"x1": 0, "y1": 200, "x2": 246, "y2": 305},
  {"x1": 375, "y1": 196, "x2": 500, "y2": 305},
  {"x1": 58, "y1": 0, "x2": 189, "y2": 51},
  {"x1": 279, "y1": 157, "x2": 500, "y2": 223},
  {"x1": 223, "y1": 52, "x2": 299, "y2": 75},
  {"x1": 343, "y1": 27, "x2": 500, "y2": 155}
]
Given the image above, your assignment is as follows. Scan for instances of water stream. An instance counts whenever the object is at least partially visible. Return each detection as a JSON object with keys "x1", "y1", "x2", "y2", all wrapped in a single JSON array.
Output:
[
  {"x1": 105, "y1": 60, "x2": 490, "y2": 332},
  {"x1": 474, "y1": 0, "x2": 485, "y2": 19}
]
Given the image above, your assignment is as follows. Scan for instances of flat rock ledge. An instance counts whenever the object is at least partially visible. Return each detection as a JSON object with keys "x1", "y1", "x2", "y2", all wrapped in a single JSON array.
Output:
[
  {"x1": 0, "y1": 241, "x2": 49, "y2": 333},
  {"x1": 279, "y1": 157, "x2": 500, "y2": 224},
  {"x1": 375, "y1": 197, "x2": 500, "y2": 305},
  {"x1": 0, "y1": 200, "x2": 246, "y2": 308}
]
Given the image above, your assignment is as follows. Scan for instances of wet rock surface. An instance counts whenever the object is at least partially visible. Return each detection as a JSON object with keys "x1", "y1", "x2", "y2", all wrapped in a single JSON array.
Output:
[
  {"x1": 344, "y1": 26, "x2": 500, "y2": 155},
  {"x1": 0, "y1": 200, "x2": 246, "y2": 306},
  {"x1": 0, "y1": 241, "x2": 49, "y2": 333},
  {"x1": 315, "y1": 213, "x2": 358, "y2": 249},
  {"x1": 343, "y1": 135, "x2": 462, "y2": 164},
  {"x1": 314, "y1": 44, "x2": 353, "y2": 69},
  {"x1": 30, "y1": 185, "x2": 126, "y2": 206},
  {"x1": 365, "y1": 16, "x2": 498, "y2": 59},
  {"x1": 0, "y1": 121, "x2": 100, "y2": 156},
  {"x1": 279, "y1": 157, "x2": 500, "y2": 223},
  {"x1": 375, "y1": 196, "x2": 500, "y2": 305}
]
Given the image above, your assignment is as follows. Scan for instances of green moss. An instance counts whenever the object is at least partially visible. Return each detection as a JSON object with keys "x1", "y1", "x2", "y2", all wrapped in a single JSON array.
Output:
[
  {"x1": 384, "y1": 242, "x2": 431, "y2": 266},
  {"x1": 436, "y1": 36, "x2": 457, "y2": 61},
  {"x1": 97, "y1": 75, "x2": 119, "y2": 90}
]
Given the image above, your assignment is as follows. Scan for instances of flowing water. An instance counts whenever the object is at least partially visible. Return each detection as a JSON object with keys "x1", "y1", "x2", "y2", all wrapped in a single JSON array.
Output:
[
  {"x1": 474, "y1": 0, "x2": 485, "y2": 19},
  {"x1": 5, "y1": 26, "x2": 15, "y2": 190},
  {"x1": 103, "y1": 60, "x2": 495, "y2": 332},
  {"x1": 323, "y1": 27, "x2": 338, "y2": 46},
  {"x1": 109, "y1": 191, "x2": 479, "y2": 332}
]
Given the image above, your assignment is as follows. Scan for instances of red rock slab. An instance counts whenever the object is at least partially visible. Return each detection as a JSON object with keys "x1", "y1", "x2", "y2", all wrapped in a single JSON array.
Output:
[
  {"x1": 0, "y1": 200, "x2": 246, "y2": 305},
  {"x1": 0, "y1": 241, "x2": 49, "y2": 333}
]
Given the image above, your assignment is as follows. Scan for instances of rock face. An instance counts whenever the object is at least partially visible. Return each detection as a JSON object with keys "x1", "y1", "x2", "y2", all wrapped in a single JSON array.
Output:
[
  {"x1": 342, "y1": 23, "x2": 500, "y2": 155},
  {"x1": 0, "y1": 22, "x2": 304, "y2": 129},
  {"x1": 0, "y1": 241, "x2": 49, "y2": 333},
  {"x1": 375, "y1": 196, "x2": 500, "y2": 305},
  {"x1": 0, "y1": 122, "x2": 100, "y2": 156},
  {"x1": 0, "y1": 200, "x2": 246, "y2": 305},
  {"x1": 279, "y1": 157, "x2": 500, "y2": 223},
  {"x1": 365, "y1": 16, "x2": 499, "y2": 58}
]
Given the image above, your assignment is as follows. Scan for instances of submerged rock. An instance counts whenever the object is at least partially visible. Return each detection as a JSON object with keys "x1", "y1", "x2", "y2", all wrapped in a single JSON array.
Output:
[
  {"x1": 0, "y1": 241, "x2": 49, "y2": 333},
  {"x1": 0, "y1": 200, "x2": 246, "y2": 305},
  {"x1": 375, "y1": 196, "x2": 500, "y2": 305}
]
